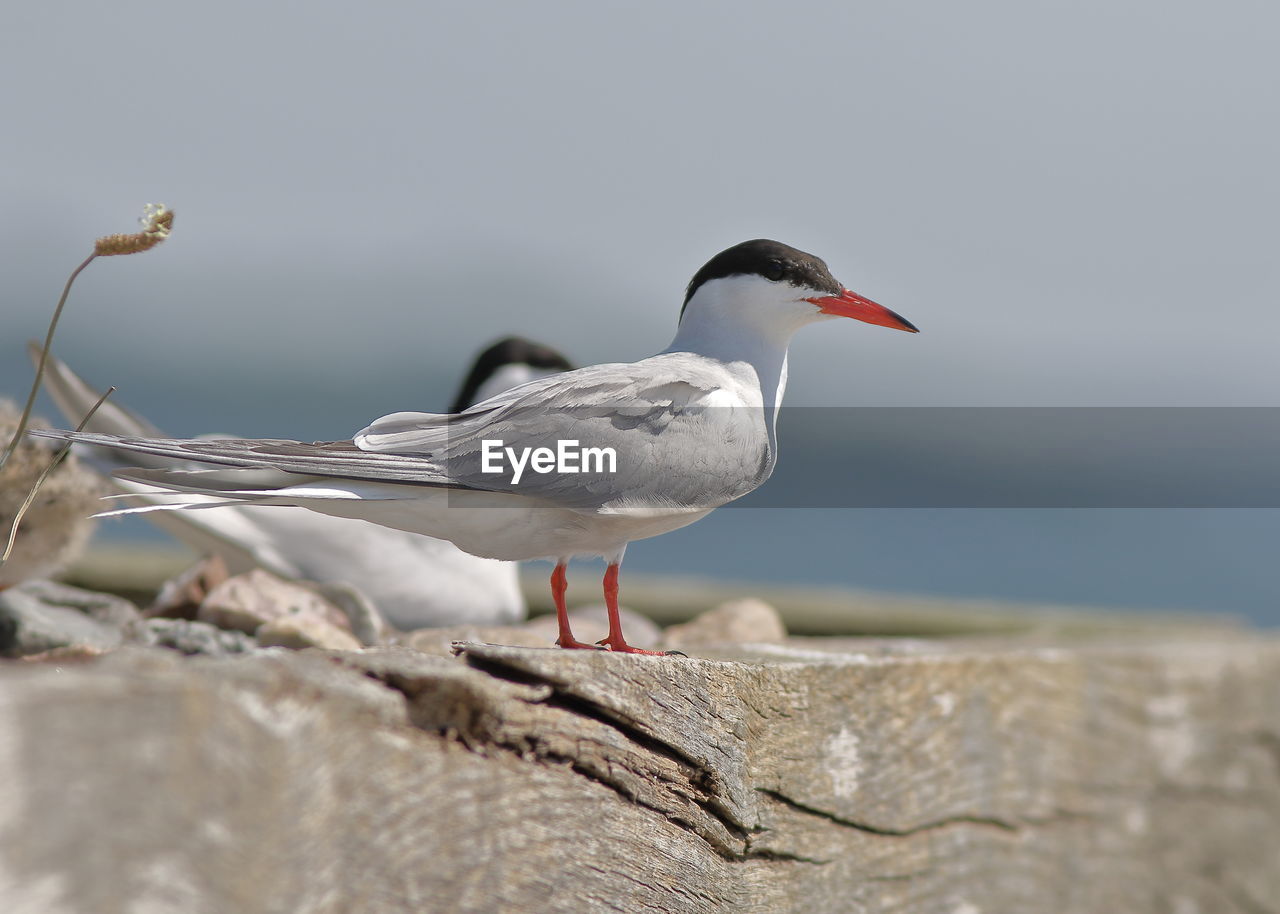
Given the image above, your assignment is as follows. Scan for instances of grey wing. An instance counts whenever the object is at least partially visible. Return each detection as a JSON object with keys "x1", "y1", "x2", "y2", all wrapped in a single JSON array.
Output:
[{"x1": 358, "y1": 357, "x2": 775, "y2": 511}]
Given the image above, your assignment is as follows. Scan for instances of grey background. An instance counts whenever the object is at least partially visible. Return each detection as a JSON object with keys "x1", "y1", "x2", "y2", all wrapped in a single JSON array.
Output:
[{"x1": 3, "y1": 2, "x2": 1278, "y2": 622}]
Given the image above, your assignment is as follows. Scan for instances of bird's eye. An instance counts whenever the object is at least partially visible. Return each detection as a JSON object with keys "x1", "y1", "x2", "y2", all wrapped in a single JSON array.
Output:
[{"x1": 764, "y1": 261, "x2": 786, "y2": 282}]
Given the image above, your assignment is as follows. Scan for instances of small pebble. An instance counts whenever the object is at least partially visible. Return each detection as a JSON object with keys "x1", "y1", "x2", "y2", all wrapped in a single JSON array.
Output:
[
  {"x1": 136, "y1": 618, "x2": 259, "y2": 656},
  {"x1": 147, "y1": 554, "x2": 230, "y2": 620}
]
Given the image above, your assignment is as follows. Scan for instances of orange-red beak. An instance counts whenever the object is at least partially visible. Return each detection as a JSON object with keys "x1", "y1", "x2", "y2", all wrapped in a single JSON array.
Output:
[{"x1": 807, "y1": 288, "x2": 919, "y2": 333}]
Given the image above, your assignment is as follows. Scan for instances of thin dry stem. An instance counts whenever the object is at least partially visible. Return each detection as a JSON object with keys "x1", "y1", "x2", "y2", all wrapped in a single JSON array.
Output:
[
  {"x1": 0, "y1": 203, "x2": 175, "y2": 476},
  {"x1": 0, "y1": 386, "x2": 115, "y2": 567},
  {"x1": 0, "y1": 252, "x2": 97, "y2": 473}
]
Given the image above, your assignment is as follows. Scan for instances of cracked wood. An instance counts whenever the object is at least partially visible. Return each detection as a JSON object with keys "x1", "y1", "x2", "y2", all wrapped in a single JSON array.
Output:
[{"x1": 1, "y1": 632, "x2": 1278, "y2": 913}]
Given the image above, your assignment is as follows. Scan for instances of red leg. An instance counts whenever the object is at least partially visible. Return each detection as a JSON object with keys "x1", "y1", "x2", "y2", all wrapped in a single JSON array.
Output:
[
  {"x1": 552, "y1": 562, "x2": 600, "y2": 650},
  {"x1": 597, "y1": 562, "x2": 667, "y2": 655}
]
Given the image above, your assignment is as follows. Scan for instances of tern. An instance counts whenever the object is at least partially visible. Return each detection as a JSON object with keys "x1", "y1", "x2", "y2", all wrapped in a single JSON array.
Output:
[
  {"x1": 33, "y1": 337, "x2": 571, "y2": 630},
  {"x1": 33, "y1": 239, "x2": 918, "y2": 655}
]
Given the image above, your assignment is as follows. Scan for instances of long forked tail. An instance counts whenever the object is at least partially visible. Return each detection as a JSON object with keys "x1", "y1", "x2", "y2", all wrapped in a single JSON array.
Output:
[
  {"x1": 93, "y1": 464, "x2": 408, "y2": 517},
  {"x1": 26, "y1": 427, "x2": 459, "y2": 488}
]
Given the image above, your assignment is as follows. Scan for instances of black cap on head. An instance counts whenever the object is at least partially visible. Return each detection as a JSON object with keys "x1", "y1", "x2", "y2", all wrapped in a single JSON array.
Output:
[
  {"x1": 450, "y1": 337, "x2": 574, "y2": 413},
  {"x1": 681, "y1": 239, "x2": 843, "y2": 320}
]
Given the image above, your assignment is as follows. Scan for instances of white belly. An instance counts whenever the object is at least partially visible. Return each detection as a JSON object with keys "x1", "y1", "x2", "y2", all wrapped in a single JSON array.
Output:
[{"x1": 284, "y1": 482, "x2": 715, "y2": 562}]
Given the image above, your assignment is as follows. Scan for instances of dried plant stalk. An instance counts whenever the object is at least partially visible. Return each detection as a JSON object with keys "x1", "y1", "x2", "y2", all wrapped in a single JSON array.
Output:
[{"x1": 0, "y1": 204, "x2": 174, "y2": 474}]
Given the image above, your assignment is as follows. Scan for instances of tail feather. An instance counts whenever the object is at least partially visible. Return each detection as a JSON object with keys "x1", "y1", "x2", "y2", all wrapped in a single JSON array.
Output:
[
  {"x1": 96, "y1": 493, "x2": 308, "y2": 519},
  {"x1": 27, "y1": 428, "x2": 463, "y2": 489},
  {"x1": 115, "y1": 465, "x2": 313, "y2": 492}
]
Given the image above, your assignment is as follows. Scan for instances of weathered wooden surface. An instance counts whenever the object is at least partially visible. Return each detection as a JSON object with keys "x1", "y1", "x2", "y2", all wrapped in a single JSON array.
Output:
[{"x1": 1, "y1": 634, "x2": 1278, "y2": 913}]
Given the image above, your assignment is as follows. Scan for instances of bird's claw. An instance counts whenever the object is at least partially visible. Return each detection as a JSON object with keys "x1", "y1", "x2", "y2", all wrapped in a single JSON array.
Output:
[{"x1": 593, "y1": 636, "x2": 676, "y2": 656}]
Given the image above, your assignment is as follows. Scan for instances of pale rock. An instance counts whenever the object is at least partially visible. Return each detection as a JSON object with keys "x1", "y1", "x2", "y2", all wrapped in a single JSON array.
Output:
[
  {"x1": 257, "y1": 615, "x2": 362, "y2": 651},
  {"x1": 147, "y1": 554, "x2": 230, "y2": 620},
  {"x1": 198, "y1": 569, "x2": 351, "y2": 635},
  {"x1": 311, "y1": 581, "x2": 388, "y2": 646},
  {"x1": 18, "y1": 579, "x2": 141, "y2": 629},
  {"x1": 662, "y1": 598, "x2": 787, "y2": 649},
  {"x1": 0, "y1": 580, "x2": 140, "y2": 657}
]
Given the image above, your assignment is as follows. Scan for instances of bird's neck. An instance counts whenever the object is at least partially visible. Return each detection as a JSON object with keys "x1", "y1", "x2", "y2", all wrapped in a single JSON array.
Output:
[{"x1": 664, "y1": 310, "x2": 792, "y2": 412}]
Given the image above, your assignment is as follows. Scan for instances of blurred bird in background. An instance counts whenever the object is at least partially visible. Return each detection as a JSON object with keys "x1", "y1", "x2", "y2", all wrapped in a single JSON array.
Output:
[{"x1": 33, "y1": 336, "x2": 572, "y2": 628}]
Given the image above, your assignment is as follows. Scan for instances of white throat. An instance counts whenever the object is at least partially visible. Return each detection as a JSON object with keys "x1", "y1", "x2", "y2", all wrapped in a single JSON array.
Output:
[{"x1": 663, "y1": 274, "x2": 823, "y2": 411}]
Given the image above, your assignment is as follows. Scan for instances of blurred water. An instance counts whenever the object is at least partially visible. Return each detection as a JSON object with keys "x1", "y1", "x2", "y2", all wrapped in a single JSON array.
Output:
[{"x1": 626, "y1": 508, "x2": 1280, "y2": 626}]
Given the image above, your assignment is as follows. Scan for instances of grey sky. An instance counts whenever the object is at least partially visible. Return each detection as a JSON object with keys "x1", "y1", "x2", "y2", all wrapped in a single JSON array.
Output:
[{"x1": 4, "y1": 0, "x2": 1277, "y2": 435}]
